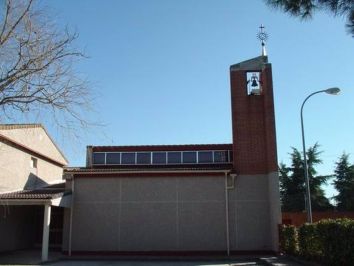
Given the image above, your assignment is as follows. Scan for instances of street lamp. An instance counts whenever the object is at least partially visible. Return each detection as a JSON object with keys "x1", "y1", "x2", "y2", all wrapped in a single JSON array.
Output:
[{"x1": 300, "y1": 87, "x2": 340, "y2": 223}]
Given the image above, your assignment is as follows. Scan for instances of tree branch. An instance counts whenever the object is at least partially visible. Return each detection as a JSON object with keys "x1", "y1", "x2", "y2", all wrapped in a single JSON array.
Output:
[{"x1": 0, "y1": 0, "x2": 33, "y2": 45}]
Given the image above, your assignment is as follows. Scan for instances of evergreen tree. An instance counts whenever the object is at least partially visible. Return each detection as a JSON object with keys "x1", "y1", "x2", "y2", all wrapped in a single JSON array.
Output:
[
  {"x1": 333, "y1": 153, "x2": 354, "y2": 211},
  {"x1": 280, "y1": 143, "x2": 333, "y2": 211},
  {"x1": 279, "y1": 150, "x2": 306, "y2": 211},
  {"x1": 266, "y1": 0, "x2": 354, "y2": 37}
]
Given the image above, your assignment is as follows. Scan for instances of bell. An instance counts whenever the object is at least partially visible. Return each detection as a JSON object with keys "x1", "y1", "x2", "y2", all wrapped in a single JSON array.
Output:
[{"x1": 251, "y1": 77, "x2": 258, "y2": 87}]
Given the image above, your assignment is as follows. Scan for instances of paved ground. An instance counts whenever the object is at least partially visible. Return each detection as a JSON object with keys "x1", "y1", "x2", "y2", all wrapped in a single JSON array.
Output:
[
  {"x1": 48, "y1": 260, "x2": 266, "y2": 266},
  {"x1": 0, "y1": 250, "x2": 305, "y2": 266},
  {"x1": 0, "y1": 260, "x2": 267, "y2": 266}
]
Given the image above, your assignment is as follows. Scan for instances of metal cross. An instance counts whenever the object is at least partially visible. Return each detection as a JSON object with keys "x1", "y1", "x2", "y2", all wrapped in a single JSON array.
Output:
[
  {"x1": 259, "y1": 24, "x2": 265, "y2": 32},
  {"x1": 257, "y1": 24, "x2": 268, "y2": 43}
]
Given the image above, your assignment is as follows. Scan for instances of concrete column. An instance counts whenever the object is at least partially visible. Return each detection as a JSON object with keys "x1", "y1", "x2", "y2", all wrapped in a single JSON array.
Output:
[{"x1": 42, "y1": 204, "x2": 51, "y2": 262}]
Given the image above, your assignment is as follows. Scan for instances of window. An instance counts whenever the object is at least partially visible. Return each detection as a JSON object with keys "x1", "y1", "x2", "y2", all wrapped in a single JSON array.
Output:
[
  {"x1": 152, "y1": 152, "x2": 166, "y2": 164},
  {"x1": 121, "y1": 152, "x2": 136, "y2": 164},
  {"x1": 214, "y1": 151, "x2": 229, "y2": 163},
  {"x1": 198, "y1": 151, "x2": 213, "y2": 163},
  {"x1": 106, "y1": 153, "x2": 120, "y2": 164},
  {"x1": 30, "y1": 157, "x2": 38, "y2": 168},
  {"x1": 91, "y1": 149, "x2": 231, "y2": 166},
  {"x1": 183, "y1": 151, "x2": 197, "y2": 163},
  {"x1": 93, "y1": 153, "x2": 105, "y2": 164},
  {"x1": 137, "y1": 152, "x2": 151, "y2": 164},
  {"x1": 167, "y1": 152, "x2": 181, "y2": 164}
]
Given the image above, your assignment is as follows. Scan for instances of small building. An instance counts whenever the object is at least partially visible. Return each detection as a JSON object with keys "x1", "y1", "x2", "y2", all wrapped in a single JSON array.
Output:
[
  {"x1": 62, "y1": 55, "x2": 281, "y2": 255},
  {"x1": 0, "y1": 124, "x2": 71, "y2": 261}
]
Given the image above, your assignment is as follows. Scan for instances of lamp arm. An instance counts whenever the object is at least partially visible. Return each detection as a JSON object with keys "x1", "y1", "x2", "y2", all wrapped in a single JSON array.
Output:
[{"x1": 300, "y1": 90, "x2": 327, "y2": 115}]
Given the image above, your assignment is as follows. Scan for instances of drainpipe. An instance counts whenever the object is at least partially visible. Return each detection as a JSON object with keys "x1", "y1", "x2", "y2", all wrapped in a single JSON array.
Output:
[
  {"x1": 68, "y1": 176, "x2": 75, "y2": 256},
  {"x1": 225, "y1": 172, "x2": 236, "y2": 256}
]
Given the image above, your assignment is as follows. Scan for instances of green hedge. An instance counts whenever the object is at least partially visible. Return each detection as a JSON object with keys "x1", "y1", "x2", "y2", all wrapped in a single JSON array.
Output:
[
  {"x1": 280, "y1": 219, "x2": 354, "y2": 266},
  {"x1": 298, "y1": 223, "x2": 322, "y2": 260},
  {"x1": 317, "y1": 219, "x2": 354, "y2": 265},
  {"x1": 279, "y1": 224, "x2": 298, "y2": 255}
]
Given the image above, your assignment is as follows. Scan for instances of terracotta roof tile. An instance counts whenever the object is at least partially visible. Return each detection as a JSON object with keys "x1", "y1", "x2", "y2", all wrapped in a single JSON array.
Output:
[
  {"x1": 0, "y1": 124, "x2": 43, "y2": 130},
  {"x1": 0, "y1": 184, "x2": 71, "y2": 200}
]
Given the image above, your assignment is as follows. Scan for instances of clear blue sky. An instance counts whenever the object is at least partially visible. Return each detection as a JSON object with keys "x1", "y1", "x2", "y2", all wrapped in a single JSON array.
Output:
[{"x1": 40, "y1": 1, "x2": 353, "y2": 197}]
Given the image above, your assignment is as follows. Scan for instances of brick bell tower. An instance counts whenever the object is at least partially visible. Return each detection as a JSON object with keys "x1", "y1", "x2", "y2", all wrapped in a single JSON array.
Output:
[
  {"x1": 228, "y1": 25, "x2": 280, "y2": 252},
  {"x1": 230, "y1": 55, "x2": 277, "y2": 174}
]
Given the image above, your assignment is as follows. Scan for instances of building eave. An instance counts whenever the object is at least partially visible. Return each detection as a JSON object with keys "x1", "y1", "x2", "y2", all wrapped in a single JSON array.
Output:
[
  {"x1": 0, "y1": 133, "x2": 66, "y2": 167},
  {"x1": 64, "y1": 167, "x2": 232, "y2": 179},
  {"x1": 0, "y1": 123, "x2": 68, "y2": 165}
]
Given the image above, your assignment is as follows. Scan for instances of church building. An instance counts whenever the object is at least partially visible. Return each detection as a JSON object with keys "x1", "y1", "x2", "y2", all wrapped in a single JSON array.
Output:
[
  {"x1": 62, "y1": 51, "x2": 281, "y2": 255},
  {"x1": 0, "y1": 29, "x2": 281, "y2": 261}
]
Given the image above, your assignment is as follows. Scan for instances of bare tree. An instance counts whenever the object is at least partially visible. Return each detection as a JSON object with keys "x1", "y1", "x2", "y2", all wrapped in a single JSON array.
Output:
[{"x1": 0, "y1": 0, "x2": 94, "y2": 132}]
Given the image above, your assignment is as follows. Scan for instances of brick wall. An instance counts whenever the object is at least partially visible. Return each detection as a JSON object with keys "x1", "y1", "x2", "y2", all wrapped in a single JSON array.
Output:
[
  {"x1": 282, "y1": 212, "x2": 354, "y2": 227},
  {"x1": 230, "y1": 57, "x2": 277, "y2": 174}
]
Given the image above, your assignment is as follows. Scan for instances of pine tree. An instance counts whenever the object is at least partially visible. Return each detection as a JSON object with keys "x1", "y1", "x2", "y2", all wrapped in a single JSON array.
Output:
[
  {"x1": 280, "y1": 143, "x2": 333, "y2": 211},
  {"x1": 266, "y1": 0, "x2": 354, "y2": 37},
  {"x1": 333, "y1": 153, "x2": 354, "y2": 211},
  {"x1": 280, "y1": 149, "x2": 306, "y2": 211}
]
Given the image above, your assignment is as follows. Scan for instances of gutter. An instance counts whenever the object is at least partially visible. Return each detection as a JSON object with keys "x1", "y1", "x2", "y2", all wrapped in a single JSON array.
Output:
[
  {"x1": 224, "y1": 172, "x2": 237, "y2": 256},
  {"x1": 0, "y1": 199, "x2": 52, "y2": 205},
  {"x1": 0, "y1": 196, "x2": 71, "y2": 206}
]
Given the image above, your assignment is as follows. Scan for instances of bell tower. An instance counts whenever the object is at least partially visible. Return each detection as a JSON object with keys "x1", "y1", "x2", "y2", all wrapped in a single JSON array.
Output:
[
  {"x1": 230, "y1": 55, "x2": 277, "y2": 174},
  {"x1": 228, "y1": 26, "x2": 280, "y2": 252},
  {"x1": 230, "y1": 25, "x2": 277, "y2": 175}
]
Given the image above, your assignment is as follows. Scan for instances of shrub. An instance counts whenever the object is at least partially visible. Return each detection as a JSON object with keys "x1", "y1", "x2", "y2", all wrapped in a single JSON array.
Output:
[
  {"x1": 279, "y1": 224, "x2": 298, "y2": 255},
  {"x1": 298, "y1": 223, "x2": 322, "y2": 260},
  {"x1": 280, "y1": 219, "x2": 354, "y2": 266},
  {"x1": 317, "y1": 219, "x2": 354, "y2": 266}
]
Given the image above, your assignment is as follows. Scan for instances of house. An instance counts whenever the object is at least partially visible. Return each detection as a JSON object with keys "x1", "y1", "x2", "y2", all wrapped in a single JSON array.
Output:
[
  {"x1": 0, "y1": 124, "x2": 67, "y2": 193},
  {"x1": 62, "y1": 55, "x2": 281, "y2": 255},
  {"x1": 0, "y1": 124, "x2": 71, "y2": 261}
]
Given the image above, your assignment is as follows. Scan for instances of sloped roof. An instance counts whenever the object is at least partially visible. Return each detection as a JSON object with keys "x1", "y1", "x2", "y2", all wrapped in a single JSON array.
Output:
[
  {"x1": 0, "y1": 183, "x2": 71, "y2": 200},
  {"x1": 230, "y1": 55, "x2": 268, "y2": 71},
  {"x1": 0, "y1": 123, "x2": 68, "y2": 166},
  {"x1": 0, "y1": 124, "x2": 43, "y2": 130}
]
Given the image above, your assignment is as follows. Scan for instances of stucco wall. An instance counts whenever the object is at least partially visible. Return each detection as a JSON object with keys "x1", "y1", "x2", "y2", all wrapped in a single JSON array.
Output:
[
  {"x1": 0, "y1": 142, "x2": 64, "y2": 192},
  {"x1": 63, "y1": 174, "x2": 280, "y2": 253},
  {"x1": 227, "y1": 173, "x2": 280, "y2": 251},
  {"x1": 64, "y1": 176, "x2": 226, "y2": 252},
  {"x1": 0, "y1": 126, "x2": 67, "y2": 165},
  {"x1": 268, "y1": 171, "x2": 281, "y2": 251}
]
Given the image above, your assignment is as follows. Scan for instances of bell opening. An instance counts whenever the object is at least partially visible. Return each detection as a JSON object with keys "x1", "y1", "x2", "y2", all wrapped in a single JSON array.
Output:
[{"x1": 246, "y1": 72, "x2": 262, "y2": 95}]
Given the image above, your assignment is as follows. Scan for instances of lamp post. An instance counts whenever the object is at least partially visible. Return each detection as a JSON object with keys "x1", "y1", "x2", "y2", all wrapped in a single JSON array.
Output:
[{"x1": 301, "y1": 87, "x2": 340, "y2": 223}]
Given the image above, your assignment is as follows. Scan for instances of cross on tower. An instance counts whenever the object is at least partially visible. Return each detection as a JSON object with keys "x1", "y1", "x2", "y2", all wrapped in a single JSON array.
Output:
[
  {"x1": 259, "y1": 24, "x2": 265, "y2": 32},
  {"x1": 257, "y1": 24, "x2": 268, "y2": 56}
]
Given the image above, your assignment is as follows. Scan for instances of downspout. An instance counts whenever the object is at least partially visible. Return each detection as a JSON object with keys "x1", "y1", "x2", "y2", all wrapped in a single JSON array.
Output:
[
  {"x1": 68, "y1": 176, "x2": 75, "y2": 256},
  {"x1": 225, "y1": 172, "x2": 236, "y2": 256}
]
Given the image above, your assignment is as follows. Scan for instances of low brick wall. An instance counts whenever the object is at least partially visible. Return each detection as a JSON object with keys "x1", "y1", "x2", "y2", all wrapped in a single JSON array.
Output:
[{"x1": 282, "y1": 212, "x2": 354, "y2": 226}]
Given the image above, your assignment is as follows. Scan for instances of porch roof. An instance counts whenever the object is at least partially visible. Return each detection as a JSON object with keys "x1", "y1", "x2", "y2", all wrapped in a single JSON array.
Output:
[{"x1": 0, "y1": 183, "x2": 72, "y2": 207}]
